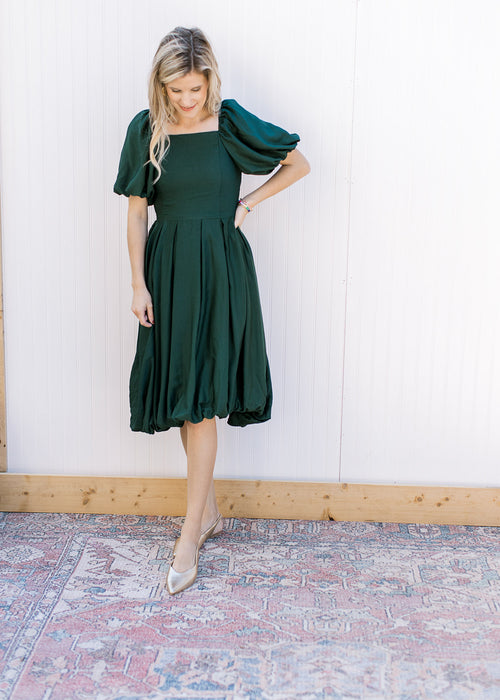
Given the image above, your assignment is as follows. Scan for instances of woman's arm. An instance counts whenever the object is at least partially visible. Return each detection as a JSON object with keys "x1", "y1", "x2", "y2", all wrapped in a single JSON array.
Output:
[
  {"x1": 127, "y1": 195, "x2": 154, "y2": 327},
  {"x1": 235, "y1": 148, "x2": 311, "y2": 227}
]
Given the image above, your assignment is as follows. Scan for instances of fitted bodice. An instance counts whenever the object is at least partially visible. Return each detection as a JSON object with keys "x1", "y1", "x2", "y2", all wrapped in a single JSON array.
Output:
[{"x1": 153, "y1": 131, "x2": 242, "y2": 221}]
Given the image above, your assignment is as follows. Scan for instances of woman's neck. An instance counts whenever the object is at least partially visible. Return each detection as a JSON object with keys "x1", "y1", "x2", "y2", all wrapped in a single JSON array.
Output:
[{"x1": 168, "y1": 112, "x2": 219, "y2": 134}]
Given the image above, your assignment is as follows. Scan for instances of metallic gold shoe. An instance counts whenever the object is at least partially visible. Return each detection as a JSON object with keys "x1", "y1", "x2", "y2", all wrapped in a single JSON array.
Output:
[
  {"x1": 199, "y1": 513, "x2": 223, "y2": 546},
  {"x1": 166, "y1": 515, "x2": 222, "y2": 594},
  {"x1": 171, "y1": 513, "x2": 221, "y2": 557},
  {"x1": 166, "y1": 538, "x2": 201, "y2": 595}
]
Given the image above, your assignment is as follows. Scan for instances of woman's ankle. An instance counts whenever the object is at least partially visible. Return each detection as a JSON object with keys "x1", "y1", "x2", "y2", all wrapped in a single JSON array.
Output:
[
  {"x1": 180, "y1": 518, "x2": 203, "y2": 541},
  {"x1": 202, "y1": 505, "x2": 219, "y2": 523}
]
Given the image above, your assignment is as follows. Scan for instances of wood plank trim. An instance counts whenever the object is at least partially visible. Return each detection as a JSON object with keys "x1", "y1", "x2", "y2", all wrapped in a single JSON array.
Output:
[{"x1": 0, "y1": 474, "x2": 498, "y2": 525}]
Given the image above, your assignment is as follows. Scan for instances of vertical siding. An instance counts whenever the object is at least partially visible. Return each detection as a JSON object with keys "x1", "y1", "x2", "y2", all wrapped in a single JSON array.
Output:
[
  {"x1": 342, "y1": 1, "x2": 500, "y2": 485},
  {"x1": 0, "y1": 0, "x2": 498, "y2": 486}
]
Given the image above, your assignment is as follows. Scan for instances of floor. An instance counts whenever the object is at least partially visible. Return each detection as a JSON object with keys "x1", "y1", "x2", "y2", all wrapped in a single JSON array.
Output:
[{"x1": 0, "y1": 512, "x2": 499, "y2": 699}]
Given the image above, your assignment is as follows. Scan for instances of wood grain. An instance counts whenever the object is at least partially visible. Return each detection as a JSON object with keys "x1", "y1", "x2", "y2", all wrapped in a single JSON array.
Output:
[{"x1": 0, "y1": 474, "x2": 498, "y2": 526}]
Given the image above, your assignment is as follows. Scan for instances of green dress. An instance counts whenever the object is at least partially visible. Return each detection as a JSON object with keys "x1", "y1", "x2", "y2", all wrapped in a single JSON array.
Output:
[{"x1": 113, "y1": 99, "x2": 300, "y2": 434}]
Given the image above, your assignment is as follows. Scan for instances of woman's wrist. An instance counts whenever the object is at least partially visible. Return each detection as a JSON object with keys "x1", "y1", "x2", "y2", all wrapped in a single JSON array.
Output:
[
  {"x1": 239, "y1": 191, "x2": 261, "y2": 210},
  {"x1": 238, "y1": 198, "x2": 253, "y2": 213},
  {"x1": 132, "y1": 280, "x2": 148, "y2": 291}
]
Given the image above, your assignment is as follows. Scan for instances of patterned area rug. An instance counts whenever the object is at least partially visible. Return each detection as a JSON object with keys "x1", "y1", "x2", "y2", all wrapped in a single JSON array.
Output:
[{"x1": 0, "y1": 512, "x2": 498, "y2": 699}]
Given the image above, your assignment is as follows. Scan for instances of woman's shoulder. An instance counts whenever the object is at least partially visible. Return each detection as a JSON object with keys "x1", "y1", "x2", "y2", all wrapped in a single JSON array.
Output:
[
  {"x1": 220, "y1": 98, "x2": 240, "y2": 111},
  {"x1": 219, "y1": 98, "x2": 253, "y2": 122},
  {"x1": 127, "y1": 108, "x2": 151, "y2": 130},
  {"x1": 218, "y1": 98, "x2": 273, "y2": 135},
  {"x1": 218, "y1": 99, "x2": 297, "y2": 137},
  {"x1": 120, "y1": 109, "x2": 151, "y2": 143},
  {"x1": 130, "y1": 107, "x2": 150, "y2": 120}
]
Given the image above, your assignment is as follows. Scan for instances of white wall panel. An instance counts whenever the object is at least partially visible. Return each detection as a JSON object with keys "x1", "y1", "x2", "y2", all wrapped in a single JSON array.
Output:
[
  {"x1": 1, "y1": 1, "x2": 499, "y2": 486},
  {"x1": 0, "y1": 0, "x2": 352, "y2": 479},
  {"x1": 342, "y1": 1, "x2": 500, "y2": 485}
]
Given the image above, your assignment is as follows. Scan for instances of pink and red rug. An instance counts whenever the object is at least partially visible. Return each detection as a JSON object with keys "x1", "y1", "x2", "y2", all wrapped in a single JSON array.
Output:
[{"x1": 0, "y1": 512, "x2": 498, "y2": 698}]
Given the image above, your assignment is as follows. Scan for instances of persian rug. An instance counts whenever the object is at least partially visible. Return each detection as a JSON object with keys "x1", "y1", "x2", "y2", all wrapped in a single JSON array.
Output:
[{"x1": 0, "y1": 512, "x2": 498, "y2": 699}]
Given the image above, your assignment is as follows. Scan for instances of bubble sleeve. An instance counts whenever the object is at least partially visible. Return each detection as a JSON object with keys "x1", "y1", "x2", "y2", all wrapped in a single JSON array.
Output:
[
  {"x1": 218, "y1": 98, "x2": 300, "y2": 175},
  {"x1": 113, "y1": 109, "x2": 156, "y2": 204}
]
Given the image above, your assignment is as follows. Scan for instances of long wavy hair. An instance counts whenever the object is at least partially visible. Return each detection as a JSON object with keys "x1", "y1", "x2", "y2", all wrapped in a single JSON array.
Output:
[{"x1": 147, "y1": 27, "x2": 222, "y2": 182}]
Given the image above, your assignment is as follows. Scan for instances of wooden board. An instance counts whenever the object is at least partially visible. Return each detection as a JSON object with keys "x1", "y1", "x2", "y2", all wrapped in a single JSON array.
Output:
[{"x1": 0, "y1": 474, "x2": 498, "y2": 526}]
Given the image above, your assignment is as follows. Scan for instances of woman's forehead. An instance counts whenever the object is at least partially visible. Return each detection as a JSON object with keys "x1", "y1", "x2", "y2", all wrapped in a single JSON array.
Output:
[{"x1": 165, "y1": 71, "x2": 207, "y2": 89}]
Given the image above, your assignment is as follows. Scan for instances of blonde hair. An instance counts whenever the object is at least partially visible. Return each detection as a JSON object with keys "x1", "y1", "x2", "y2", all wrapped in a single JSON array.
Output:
[{"x1": 147, "y1": 27, "x2": 222, "y2": 182}]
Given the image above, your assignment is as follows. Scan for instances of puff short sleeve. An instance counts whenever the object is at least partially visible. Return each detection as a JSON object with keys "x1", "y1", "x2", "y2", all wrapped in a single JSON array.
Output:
[
  {"x1": 113, "y1": 109, "x2": 156, "y2": 203},
  {"x1": 219, "y1": 98, "x2": 300, "y2": 175}
]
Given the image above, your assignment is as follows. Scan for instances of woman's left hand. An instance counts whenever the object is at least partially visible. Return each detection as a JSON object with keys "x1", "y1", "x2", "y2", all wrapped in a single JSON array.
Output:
[{"x1": 234, "y1": 203, "x2": 249, "y2": 229}]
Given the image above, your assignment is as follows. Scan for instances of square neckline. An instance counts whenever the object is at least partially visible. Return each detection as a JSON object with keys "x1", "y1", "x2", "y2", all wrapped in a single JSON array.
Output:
[
  {"x1": 167, "y1": 114, "x2": 220, "y2": 137},
  {"x1": 169, "y1": 130, "x2": 219, "y2": 136}
]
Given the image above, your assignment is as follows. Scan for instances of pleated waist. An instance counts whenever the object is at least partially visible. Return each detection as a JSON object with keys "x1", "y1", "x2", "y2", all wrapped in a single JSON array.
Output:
[
  {"x1": 146, "y1": 213, "x2": 252, "y2": 253},
  {"x1": 154, "y1": 208, "x2": 236, "y2": 222}
]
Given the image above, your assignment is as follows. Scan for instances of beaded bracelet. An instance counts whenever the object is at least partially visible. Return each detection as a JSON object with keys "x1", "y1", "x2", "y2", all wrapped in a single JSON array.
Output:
[{"x1": 238, "y1": 198, "x2": 252, "y2": 213}]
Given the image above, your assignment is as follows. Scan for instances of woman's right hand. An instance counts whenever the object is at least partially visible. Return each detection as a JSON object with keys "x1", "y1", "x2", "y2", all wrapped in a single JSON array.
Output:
[{"x1": 131, "y1": 286, "x2": 154, "y2": 327}]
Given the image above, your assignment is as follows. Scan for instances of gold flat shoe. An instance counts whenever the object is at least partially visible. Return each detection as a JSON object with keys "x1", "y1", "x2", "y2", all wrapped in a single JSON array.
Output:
[
  {"x1": 166, "y1": 514, "x2": 222, "y2": 594},
  {"x1": 199, "y1": 513, "x2": 223, "y2": 546},
  {"x1": 166, "y1": 536, "x2": 202, "y2": 595},
  {"x1": 172, "y1": 513, "x2": 222, "y2": 555}
]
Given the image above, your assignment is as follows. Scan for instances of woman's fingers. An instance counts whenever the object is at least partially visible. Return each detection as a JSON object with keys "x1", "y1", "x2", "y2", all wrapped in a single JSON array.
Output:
[
  {"x1": 146, "y1": 302, "x2": 154, "y2": 325},
  {"x1": 140, "y1": 309, "x2": 153, "y2": 327},
  {"x1": 234, "y1": 205, "x2": 248, "y2": 229},
  {"x1": 131, "y1": 289, "x2": 154, "y2": 327},
  {"x1": 132, "y1": 306, "x2": 152, "y2": 327}
]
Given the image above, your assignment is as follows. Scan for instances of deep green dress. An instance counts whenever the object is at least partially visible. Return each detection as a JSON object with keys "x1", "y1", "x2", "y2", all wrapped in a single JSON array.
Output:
[{"x1": 113, "y1": 99, "x2": 300, "y2": 434}]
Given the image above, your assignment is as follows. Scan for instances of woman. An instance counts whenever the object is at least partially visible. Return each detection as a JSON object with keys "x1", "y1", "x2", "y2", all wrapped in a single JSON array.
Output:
[{"x1": 113, "y1": 27, "x2": 310, "y2": 594}]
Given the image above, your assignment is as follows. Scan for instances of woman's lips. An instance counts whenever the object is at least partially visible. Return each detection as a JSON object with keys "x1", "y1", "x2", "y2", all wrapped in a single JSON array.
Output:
[{"x1": 180, "y1": 105, "x2": 196, "y2": 111}]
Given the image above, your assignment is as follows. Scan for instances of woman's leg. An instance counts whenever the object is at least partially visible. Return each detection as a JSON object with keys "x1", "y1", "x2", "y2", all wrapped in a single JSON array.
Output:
[
  {"x1": 180, "y1": 421, "x2": 188, "y2": 454},
  {"x1": 180, "y1": 421, "x2": 221, "y2": 533},
  {"x1": 173, "y1": 417, "x2": 219, "y2": 572}
]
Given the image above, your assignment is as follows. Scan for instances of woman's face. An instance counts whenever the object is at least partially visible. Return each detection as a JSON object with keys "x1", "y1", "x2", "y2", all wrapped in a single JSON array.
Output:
[{"x1": 164, "y1": 71, "x2": 208, "y2": 121}]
